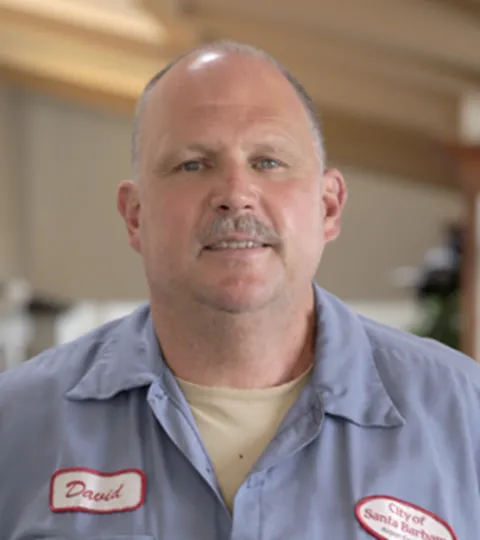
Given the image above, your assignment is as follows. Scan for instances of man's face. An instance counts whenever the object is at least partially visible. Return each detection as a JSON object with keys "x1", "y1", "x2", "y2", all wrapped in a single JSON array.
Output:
[{"x1": 118, "y1": 52, "x2": 346, "y2": 313}]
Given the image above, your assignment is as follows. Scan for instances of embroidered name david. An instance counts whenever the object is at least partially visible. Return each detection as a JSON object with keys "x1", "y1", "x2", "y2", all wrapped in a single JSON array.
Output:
[{"x1": 50, "y1": 467, "x2": 146, "y2": 513}]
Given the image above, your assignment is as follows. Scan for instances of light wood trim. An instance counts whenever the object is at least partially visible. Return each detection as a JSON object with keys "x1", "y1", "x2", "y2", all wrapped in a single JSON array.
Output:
[
  {"x1": 0, "y1": 19, "x2": 168, "y2": 114},
  {"x1": 0, "y1": 0, "x2": 468, "y2": 193},
  {"x1": 0, "y1": 12, "x2": 462, "y2": 142},
  {"x1": 0, "y1": 19, "x2": 462, "y2": 191},
  {"x1": 136, "y1": 0, "x2": 200, "y2": 46},
  {"x1": 189, "y1": 7, "x2": 478, "y2": 95},
  {"x1": 0, "y1": 0, "x2": 198, "y2": 113},
  {"x1": 193, "y1": 0, "x2": 480, "y2": 73},
  {"x1": 187, "y1": 8, "x2": 463, "y2": 139},
  {"x1": 0, "y1": 0, "x2": 196, "y2": 53},
  {"x1": 324, "y1": 111, "x2": 457, "y2": 191}
]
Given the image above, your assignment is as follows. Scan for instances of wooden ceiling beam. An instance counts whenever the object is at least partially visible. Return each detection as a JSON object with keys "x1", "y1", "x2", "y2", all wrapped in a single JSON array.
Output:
[
  {"x1": 187, "y1": 8, "x2": 462, "y2": 141},
  {"x1": 0, "y1": 0, "x2": 197, "y2": 56},
  {"x1": 0, "y1": 0, "x2": 201, "y2": 113},
  {"x1": 0, "y1": 0, "x2": 465, "y2": 191},
  {"x1": 0, "y1": 16, "x2": 171, "y2": 115},
  {"x1": 185, "y1": 0, "x2": 480, "y2": 73},
  {"x1": 322, "y1": 110, "x2": 457, "y2": 191},
  {"x1": 188, "y1": 8, "x2": 479, "y2": 94},
  {"x1": 136, "y1": 0, "x2": 199, "y2": 46},
  {"x1": 0, "y1": 0, "x2": 467, "y2": 141}
]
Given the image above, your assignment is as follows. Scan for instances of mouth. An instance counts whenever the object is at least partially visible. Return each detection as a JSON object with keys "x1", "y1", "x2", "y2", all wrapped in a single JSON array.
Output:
[{"x1": 203, "y1": 239, "x2": 271, "y2": 251}]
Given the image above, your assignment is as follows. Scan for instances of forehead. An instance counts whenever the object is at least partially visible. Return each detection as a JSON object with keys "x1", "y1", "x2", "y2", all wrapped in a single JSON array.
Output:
[{"x1": 141, "y1": 52, "x2": 315, "y2": 151}]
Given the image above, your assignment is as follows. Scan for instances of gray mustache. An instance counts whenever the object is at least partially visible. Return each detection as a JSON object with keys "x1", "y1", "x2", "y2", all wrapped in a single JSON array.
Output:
[{"x1": 200, "y1": 214, "x2": 281, "y2": 246}]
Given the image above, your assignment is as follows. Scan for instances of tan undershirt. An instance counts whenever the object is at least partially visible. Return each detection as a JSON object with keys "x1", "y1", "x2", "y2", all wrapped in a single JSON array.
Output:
[{"x1": 176, "y1": 367, "x2": 312, "y2": 511}]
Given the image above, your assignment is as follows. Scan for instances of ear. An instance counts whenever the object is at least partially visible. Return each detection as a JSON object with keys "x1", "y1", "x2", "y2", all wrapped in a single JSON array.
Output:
[
  {"x1": 322, "y1": 168, "x2": 347, "y2": 243},
  {"x1": 117, "y1": 180, "x2": 142, "y2": 254}
]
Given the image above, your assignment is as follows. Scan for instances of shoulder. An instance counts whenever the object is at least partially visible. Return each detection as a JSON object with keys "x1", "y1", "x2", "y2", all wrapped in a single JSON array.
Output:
[
  {"x1": 0, "y1": 306, "x2": 146, "y2": 408},
  {"x1": 318, "y1": 286, "x2": 480, "y2": 393},
  {"x1": 361, "y1": 314, "x2": 479, "y2": 378},
  {"x1": 359, "y1": 314, "x2": 480, "y2": 414}
]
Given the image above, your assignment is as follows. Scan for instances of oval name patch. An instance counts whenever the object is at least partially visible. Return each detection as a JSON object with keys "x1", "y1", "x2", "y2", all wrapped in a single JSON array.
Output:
[
  {"x1": 50, "y1": 467, "x2": 146, "y2": 514},
  {"x1": 355, "y1": 495, "x2": 456, "y2": 540}
]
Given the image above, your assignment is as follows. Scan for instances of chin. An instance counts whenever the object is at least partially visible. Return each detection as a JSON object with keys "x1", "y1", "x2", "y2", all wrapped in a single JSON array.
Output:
[{"x1": 197, "y1": 278, "x2": 281, "y2": 314}]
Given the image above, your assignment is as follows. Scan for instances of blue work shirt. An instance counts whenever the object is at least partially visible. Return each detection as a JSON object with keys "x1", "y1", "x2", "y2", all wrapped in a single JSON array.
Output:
[{"x1": 1, "y1": 285, "x2": 479, "y2": 539}]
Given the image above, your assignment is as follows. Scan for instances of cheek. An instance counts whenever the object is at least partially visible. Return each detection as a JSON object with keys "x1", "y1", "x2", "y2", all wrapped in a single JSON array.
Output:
[
  {"x1": 141, "y1": 191, "x2": 197, "y2": 255},
  {"x1": 278, "y1": 186, "x2": 324, "y2": 270},
  {"x1": 280, "y1": 185, "x2": 323, "y2": 239}
]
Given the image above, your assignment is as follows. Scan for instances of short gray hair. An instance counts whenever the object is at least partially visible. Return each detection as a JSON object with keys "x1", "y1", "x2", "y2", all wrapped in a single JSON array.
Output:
[{"x1": 131, "y1": 40, "x2": 325, "y2": 181}]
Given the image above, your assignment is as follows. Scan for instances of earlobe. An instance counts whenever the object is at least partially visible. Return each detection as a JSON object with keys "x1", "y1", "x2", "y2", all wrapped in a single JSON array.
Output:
[{"x1": 117, "y1": 180, "x2": 142, "y2": 253}]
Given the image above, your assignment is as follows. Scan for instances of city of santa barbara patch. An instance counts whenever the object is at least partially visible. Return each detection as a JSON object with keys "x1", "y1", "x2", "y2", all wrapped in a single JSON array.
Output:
[{"x1": 355, "y1": 495, "x2": 456, "y2": 540}]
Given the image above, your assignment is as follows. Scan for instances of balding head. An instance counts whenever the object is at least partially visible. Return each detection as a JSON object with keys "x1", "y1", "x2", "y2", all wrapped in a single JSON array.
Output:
[{"x1": 131, "y1": 41, "x2": 325, "y2": 182}]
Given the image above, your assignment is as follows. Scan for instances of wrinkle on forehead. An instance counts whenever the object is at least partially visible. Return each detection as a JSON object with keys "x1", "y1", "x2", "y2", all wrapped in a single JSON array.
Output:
[
  {"x1": 151, "y1": 104, "x2": 317, "y2": 166},
  {"x1": 162, "y1": 108, "x2": 311, "y2": 151}
]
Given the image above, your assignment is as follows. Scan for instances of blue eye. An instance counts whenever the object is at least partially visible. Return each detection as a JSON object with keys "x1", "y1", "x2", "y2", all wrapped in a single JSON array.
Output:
[
  {"x1": 181, "y1": 160, "x2": 203, "y2": 172},
  {"x1": 254, "y1": 158, "x2": 281, "y2": 170}
]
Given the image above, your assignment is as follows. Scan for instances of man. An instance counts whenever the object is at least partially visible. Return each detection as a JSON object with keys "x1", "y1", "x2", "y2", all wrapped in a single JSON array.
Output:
[{"x1": 0, "y1": 41, "x2": 478, "y2": 539}]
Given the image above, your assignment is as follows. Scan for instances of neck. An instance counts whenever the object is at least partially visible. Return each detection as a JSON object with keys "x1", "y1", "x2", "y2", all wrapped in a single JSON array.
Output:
[{"x1": 151, "y1": 288, "x2": 317, "y2": 389}]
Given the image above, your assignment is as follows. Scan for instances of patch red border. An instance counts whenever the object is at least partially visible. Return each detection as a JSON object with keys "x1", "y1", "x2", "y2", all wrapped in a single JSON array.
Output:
[
  {"x1": 355, "y1": 495, "x2": 457, "y2": 540},
  {"x1": 50, "y1": 467, "x2": 146, "y2": 514}
]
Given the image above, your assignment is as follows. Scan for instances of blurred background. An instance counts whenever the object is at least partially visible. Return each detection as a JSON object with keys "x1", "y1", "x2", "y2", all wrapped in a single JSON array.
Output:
[{"x1": 1, "y1": 0, "x2": 480, "y2": 370}]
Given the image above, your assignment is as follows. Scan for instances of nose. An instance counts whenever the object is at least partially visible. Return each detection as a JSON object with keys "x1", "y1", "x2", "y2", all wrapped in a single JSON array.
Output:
[{"x1": 208, "y1": 162, "x2": 259, "y2": 214}]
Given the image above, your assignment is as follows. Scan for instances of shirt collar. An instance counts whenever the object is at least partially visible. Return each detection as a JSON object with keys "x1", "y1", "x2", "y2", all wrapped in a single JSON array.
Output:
[
  {"x1": 66, "y1": 286, "x2": 405, "y2": 428},
  {"x1": 65, "y1": 304, "x2": 168, "y2": 401},
  {"x1": 310, "y1": 285, "x2": 404, "y2": 428}
]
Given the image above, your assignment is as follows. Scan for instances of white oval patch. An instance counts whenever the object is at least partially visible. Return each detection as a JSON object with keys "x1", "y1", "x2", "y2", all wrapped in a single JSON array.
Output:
[{"x1": 355, "y1": 496, "x2": 456, "y2": 540}]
